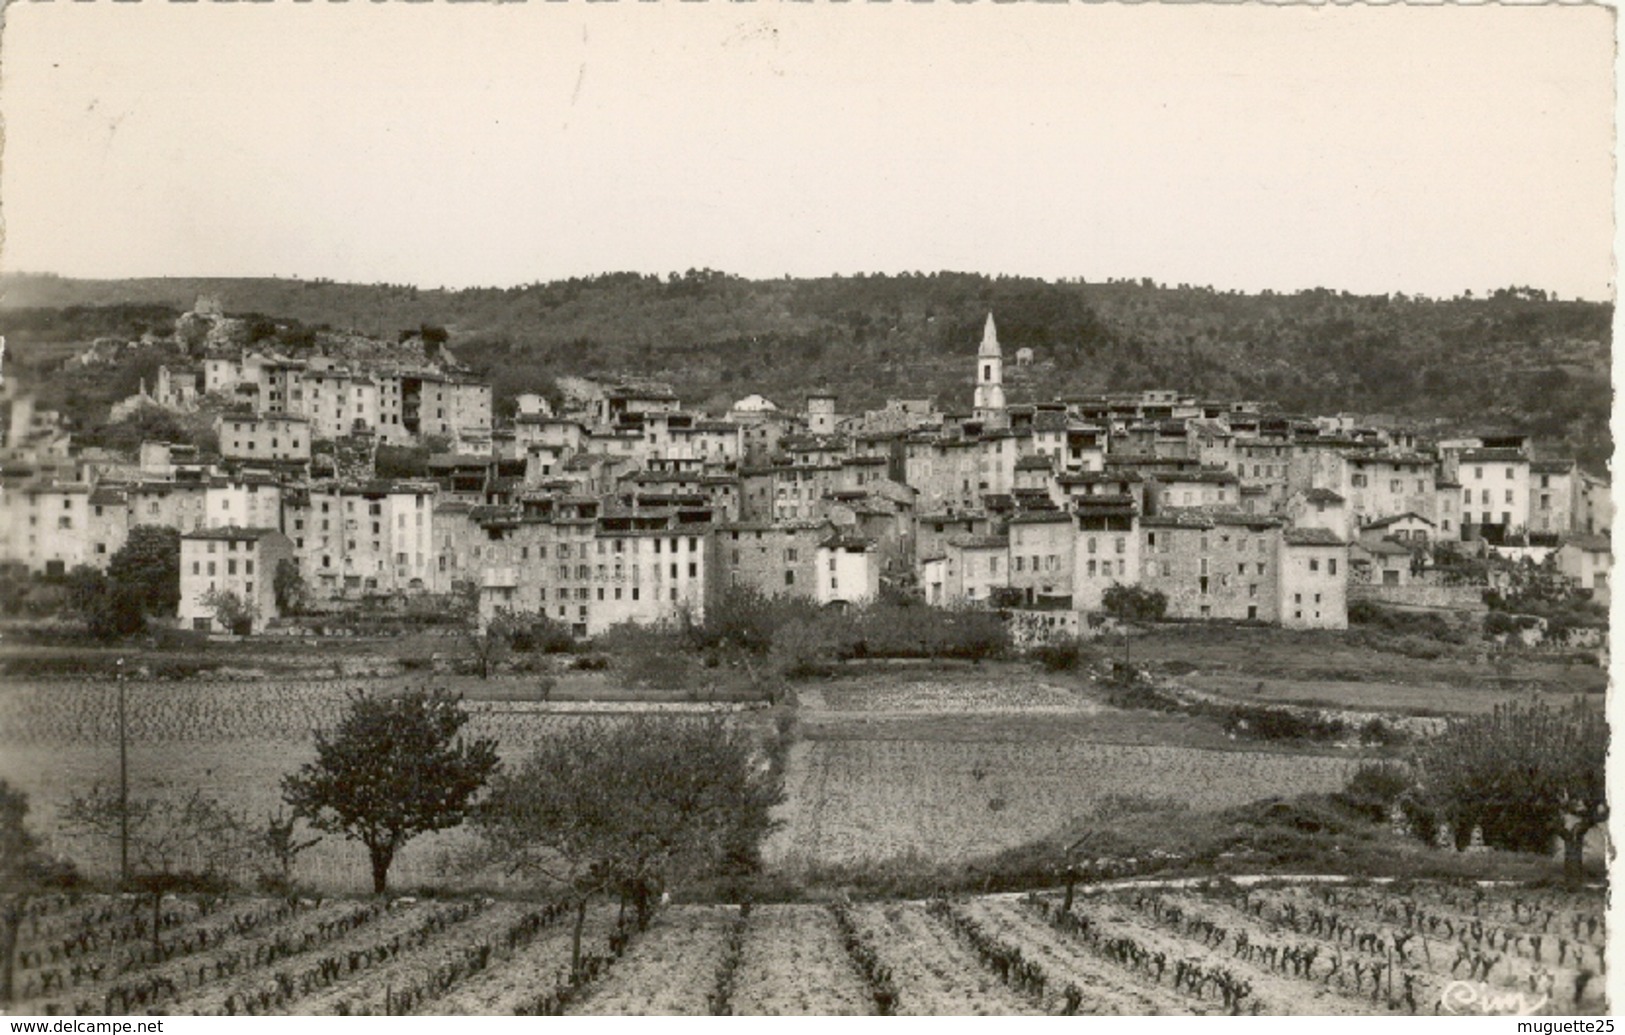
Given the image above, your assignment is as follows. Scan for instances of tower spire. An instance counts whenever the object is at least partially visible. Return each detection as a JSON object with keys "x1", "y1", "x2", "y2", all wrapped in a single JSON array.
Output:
[{"x1": 972, "y1": 311, "x2": 1006, "y2": 423}]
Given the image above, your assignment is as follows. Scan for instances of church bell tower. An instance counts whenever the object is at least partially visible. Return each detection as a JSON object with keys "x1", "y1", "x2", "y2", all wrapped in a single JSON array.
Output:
[{"x1": 972, "y1": 312, "x2": 1006, "y2": 425}]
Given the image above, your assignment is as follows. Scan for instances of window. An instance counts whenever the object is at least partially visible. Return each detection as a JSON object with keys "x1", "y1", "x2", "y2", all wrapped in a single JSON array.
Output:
[
  {"x1": 1087, "y1": 560, "x2": 1096, "y2": 576},
  {"x1": 1505, "y1": 489, "x2": 1514, "y2": 504},
  {"x1": 1505, "y1": 468, "x2": 1514, "y2": 480},
  {"x1": 1309, "y1": 558, "x2": 1320, "y2": 572},
  {"x1": 1390, "y1": 480, "x2": 1401, "y2": 494},
  {"x1": 1328, "y1": 558, "x2": 1337, "y2": 576}
]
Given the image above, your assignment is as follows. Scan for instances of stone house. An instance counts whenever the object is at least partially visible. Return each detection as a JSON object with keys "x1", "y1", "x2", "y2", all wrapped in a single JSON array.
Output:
[
  {"x1": 942, "y1": 535, "x2": 1009, "y2": 605},
  {"x1": 1007, "y1": 511, "x2": 1076, "y2": 608},
  {"x1": 1280, "y1": 527, "x2": 1350, "y2": 629},
  {"x1": 1140, "y1": 514, "x2": 1282, "y2": 623},
  {"x1": 178, "y1": 527, "x2": 295, "y2": 633}
]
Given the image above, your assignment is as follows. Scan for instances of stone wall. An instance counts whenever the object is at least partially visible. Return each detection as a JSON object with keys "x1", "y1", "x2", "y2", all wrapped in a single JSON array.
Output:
[{"x1": 1349, "y1": 582, "x2": 1486, "y2": 612}]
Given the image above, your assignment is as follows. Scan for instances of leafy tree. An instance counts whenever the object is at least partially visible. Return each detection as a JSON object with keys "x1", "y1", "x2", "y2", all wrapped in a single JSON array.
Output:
[
  {"x1": 1101, "y1": 584, "x2": 1168, "y2": 622},
  {"x1": 283, "y1": 688, "x2": 499, "y2": 893},
  {"x1": 477, "y1": 716, "x2": 783, "y2": 974},
  {"x1": 273, "y1": 558, "x2": 307, "y2": 616},
  {"x1": 374, "y1": 444, "x2": 431, "y2": 480},
  {"x1": 1101, "y1": 584, "x2": 1166, "y2": 669},
  {"x1": 1417, "y1": 698, "x2": 1607, "y2": 884},
  {"x1": 199, "y1": 587, "x2": 256, "y2": 636},
  {"x1": 108, "y1": 525, "x2": 181, "y2": 617},
  {"x1": 65, "y1": 566, "x2": 146, "y2": 642}
]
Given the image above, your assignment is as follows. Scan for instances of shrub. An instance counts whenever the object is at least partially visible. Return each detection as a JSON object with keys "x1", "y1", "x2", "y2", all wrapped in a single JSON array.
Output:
[
  {"x1": 1347, "y1": 599, "x2": 1385, "y2": 625},
  {"x1": 1103, "y1": 679, "x2": 1182, "y2": 712},
  {"x1": 1101, "y1": 584, "x2": 1168, "y2": 623},
  {"x1": 599, "y1": 623, "x2": 697, "y2": 689},
  {"x1": 1032, "y1": 637, "x2": 1086, "y2": 672},
  {"x1": 1335, "y1": 761, "x2": 1416, "y2": 822},
  {"x1": 1224, "y1": 705, "x2": 1346, "y2": 742},
  {"x1": 769, "y1": 622, "x2": 837, "y2": 679},
  {"x1": 509, "y1": 614, "x2": 575, "y2": 654},
  {"x1": 690, "y1": 585, "x2": 821, "y2": 654},
  {"x1": 572, "y1": 654, "x2": 610, "y2": 671},
  {"x1": 1358, "y1": 716, "x2": 1409, "y2": 746}
]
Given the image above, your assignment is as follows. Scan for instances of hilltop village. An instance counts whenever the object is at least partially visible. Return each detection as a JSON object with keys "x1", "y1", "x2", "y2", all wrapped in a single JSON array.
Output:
[{"x1": 0, "y1": 304, "x2": 1612, "y2": 639}]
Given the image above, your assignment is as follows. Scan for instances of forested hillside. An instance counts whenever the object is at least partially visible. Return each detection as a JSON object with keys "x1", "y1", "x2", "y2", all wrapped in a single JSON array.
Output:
[{"x1": 1, "y1": 271, "x2": 1610, "y2": 470}]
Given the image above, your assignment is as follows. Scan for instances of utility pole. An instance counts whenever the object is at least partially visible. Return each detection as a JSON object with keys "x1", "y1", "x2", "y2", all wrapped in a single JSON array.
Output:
[{"x1": 117, "y1": 656, "x2": 128, "y2": 887}]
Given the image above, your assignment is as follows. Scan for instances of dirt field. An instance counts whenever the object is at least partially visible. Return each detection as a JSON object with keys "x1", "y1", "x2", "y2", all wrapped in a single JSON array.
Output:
[
  {"x1": 763, "y1": 668, "x2": 1363, "y2": 874},
  {"x1": 0, "y1": 675, "x2": 767, "y2": 892}
]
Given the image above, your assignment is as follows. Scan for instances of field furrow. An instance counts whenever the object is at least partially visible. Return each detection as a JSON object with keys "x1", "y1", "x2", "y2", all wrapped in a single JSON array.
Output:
[
  {"x1": 426, "y1": 905, "x2": 621, "y2": 1015},
  {"x1": 568, "y1": 905, "x2": 735, "y2": 1015},
  {"x1": 729, "y1": 905, "x2": 873, "y2": 1016},
  {"x1": 297, "y1": 901, "x2": 536, "y2": 1015},
  {"x1": 955, "y1": 898, "x2": 1199, "y2": 1015},
  {"x1": 848, "y1": 902, "x2": 1043, "y2": 1016}
]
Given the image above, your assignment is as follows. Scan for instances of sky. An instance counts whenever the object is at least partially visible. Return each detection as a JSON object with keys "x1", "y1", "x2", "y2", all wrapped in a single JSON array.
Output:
[{"x1": 0, "y1": 3, "x2": 1615, "y2": 300}]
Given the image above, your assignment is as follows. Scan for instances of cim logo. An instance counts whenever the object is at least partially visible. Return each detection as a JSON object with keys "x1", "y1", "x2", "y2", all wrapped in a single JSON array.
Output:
[{"x1": 1439, "y1": 980, "x2": 1550, "y2": 1016}]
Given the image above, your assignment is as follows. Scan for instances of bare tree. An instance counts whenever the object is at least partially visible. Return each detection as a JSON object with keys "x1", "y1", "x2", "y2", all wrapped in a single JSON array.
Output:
[
  {"x1": 477, "y1": 715, "x2": 782, "y2": 975},
  {"x1": 63, "y1": 787, "x2": 255, "y2": 952}
]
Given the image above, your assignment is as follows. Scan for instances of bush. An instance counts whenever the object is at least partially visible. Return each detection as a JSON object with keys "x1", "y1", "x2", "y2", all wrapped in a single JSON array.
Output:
[
  {"x1": 690, "y1": 586, "x2": 822, "y2": 655},
  {"x1": 1334, "y1": 761, "x2": 1416, "y2": 822},
  {"x1": 1358, "y1": 716, "x2": 1409, "y2": 746},
  {"x1": 1223, "y1": 705, "x2": 1346, "y2": 742},
  {"x1": 509, "y1": 614, "x2": 575, "y2": 654},
  {"x1": 572, "y1": 654, "x2": 610, "y2": 671},
  {"x1": 1347, "y1": 602, "x2": 1467, "y2": 645},
  {"x1": 1101, "y1": 584, "x2": 1168, "y2": 623},
  {"x1": 1103, "y1": 678, "x2": 1182, "y2": 712},
  {"x1": 1032, "y1": 637, "x2": 1086, "y2": 672},
  {"x1": 1347, "y1": 599, "x2": 1386, "y2": 625},
  {"x1": 769, "y1": 622, "x2": 836, "y2": 679},
  {"x1": 599, "y1": 623, "x2": 697, "y2": 689}
]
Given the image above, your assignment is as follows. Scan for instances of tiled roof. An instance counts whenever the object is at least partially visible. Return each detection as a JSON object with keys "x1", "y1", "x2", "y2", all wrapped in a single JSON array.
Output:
[
  {"x1": 1008, "y1": 510, "x2": 1072, "y2": 525},
  {"x1": 1302, "y1": 488, "x2": 1346, "y2": 504},
  {"x1": 1562, "y1": 534, "x2": 1611, "y2": 553},
  {"x1": 1459, "y1": 448, "x2": 1528, "y2": 463},
  {"x1": 1283, "y1": 528, "x2": 1347, "y2": 546},
  {"x1": 181, "y1": 525, "x2": 282, "y2": 541},
  {"x1": 1363, "y1": 511, "x2": 1435, "y2": 529},
  {"x1": 1359, "y1": 540, "x2": 1414, "y2": 557},
  {"x1": 946, "y1": 534, "x2": 1008, "y2": 550}
]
